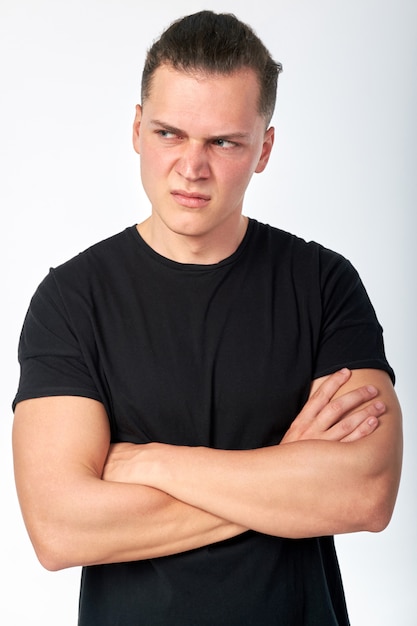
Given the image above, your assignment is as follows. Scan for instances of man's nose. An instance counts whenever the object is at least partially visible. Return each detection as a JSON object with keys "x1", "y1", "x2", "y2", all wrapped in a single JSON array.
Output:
[{"x1": 176, "y1": 142, "x2": 210, "y2": 181}]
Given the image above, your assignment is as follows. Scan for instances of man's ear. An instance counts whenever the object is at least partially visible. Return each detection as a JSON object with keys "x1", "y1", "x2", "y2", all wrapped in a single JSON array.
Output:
[
  {"x1": 255, "y1": 126, "x2": 275, "y2": 174},
  {"x1": 132, "y1": 104, "x2": 142, "y2": 155}
]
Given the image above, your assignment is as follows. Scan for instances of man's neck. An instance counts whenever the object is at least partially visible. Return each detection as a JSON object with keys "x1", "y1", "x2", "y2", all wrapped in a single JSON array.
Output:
[{"x1": 136, "y1": 215, "x2": 249, "y2": 265}]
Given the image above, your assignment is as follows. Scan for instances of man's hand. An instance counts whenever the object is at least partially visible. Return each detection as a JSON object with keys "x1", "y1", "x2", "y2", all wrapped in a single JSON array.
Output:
[
  {"x1": 281, "y1": 368, "x2": 386, "y2": 444},
  {"x1": 103, "y1": 441, "x2": 149, "y2": 484}
]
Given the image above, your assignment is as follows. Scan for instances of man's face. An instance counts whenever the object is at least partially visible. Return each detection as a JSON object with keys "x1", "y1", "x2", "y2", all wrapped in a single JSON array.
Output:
[{"x1": 133, "y1": 64, "x2": 274, "y2": 248}]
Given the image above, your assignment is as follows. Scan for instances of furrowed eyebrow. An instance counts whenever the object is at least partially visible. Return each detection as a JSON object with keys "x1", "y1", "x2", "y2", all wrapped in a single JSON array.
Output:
[
  {"x1": 212, "y1": 132, "x2": 250, "y2": 142},
  {"x1": 150, "y1": 120, "x2": 185, "y2": 136},
  {"x1": 149, "y1": 119, "x2": 250, "y2": 142}
]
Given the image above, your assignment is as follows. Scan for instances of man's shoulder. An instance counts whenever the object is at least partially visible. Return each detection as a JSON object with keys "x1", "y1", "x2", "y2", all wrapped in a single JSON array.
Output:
[
  {"x1": 248, "y1": 219, "x2": 354, "y2": 284},
  {"x1": 32, "y1": 226, "x2": 138, "y2": 306},
  {"x1": 250, "y1": 219, "x2": 336, "y2": 259},
  {"x1": 51, "y1": 225, "x2": 137, "y2": 277}
]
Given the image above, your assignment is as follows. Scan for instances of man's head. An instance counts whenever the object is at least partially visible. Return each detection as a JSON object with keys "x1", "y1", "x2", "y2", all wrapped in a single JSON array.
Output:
[{"x1": 141, "y1": 11, "x2": 282, "y2": 127}]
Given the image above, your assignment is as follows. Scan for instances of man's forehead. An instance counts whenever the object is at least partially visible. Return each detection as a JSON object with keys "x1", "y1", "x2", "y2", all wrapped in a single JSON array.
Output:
[
  {"x1": 140, "y1": 65, "x2": 265, "y2": 135},
  {"x1": 146, "y1": 63, "x2": 260, "y2": 96}
]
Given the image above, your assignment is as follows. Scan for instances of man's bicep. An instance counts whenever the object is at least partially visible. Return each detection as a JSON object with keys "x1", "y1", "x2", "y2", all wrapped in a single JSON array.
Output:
[{"x1": 13, "y1": 396, "x2": 111, "y2": 522}]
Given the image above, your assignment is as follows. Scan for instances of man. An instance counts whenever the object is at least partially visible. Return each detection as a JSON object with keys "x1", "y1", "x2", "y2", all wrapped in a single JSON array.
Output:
[{"x1": 13, "y1": 10, "x2": 402, "y2": 625}]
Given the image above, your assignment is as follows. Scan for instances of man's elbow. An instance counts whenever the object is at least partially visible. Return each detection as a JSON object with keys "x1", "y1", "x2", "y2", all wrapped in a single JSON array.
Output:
[
  {"x1": 37, "y1": 546, "x2": 72, "y2": 572},
  {"x1": 38, "y1": 552, "x2": 67, "y2": 572},
  {"x1": 360, "y1": 418, "x2": 403, "y2": 534},
  {"x1": 364, "y1": 501, "x2": 394, "y2": 533},
  {"x1": 28, "y1": 524, "x2": 78, "y2": 571},
  {"x1": 361, "y1": 475, "x2": 400, "y2": 533}
]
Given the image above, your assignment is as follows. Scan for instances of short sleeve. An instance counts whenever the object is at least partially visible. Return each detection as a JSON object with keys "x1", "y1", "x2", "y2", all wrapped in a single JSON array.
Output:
[
  {"x1": 313, "y1": 249, "x2": 395, "y2": 383},
  {"x1": 13, "y1": 271, "x2": 102, "y2": 410}
]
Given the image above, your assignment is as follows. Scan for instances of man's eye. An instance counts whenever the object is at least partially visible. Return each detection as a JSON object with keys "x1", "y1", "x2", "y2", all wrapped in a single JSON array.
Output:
[
  {"x1": 214, "y1": 138, "x2": 236, "y2": 149},
  {"x1": 157, "y1": 130, "x2": 179, "y2": 139}
]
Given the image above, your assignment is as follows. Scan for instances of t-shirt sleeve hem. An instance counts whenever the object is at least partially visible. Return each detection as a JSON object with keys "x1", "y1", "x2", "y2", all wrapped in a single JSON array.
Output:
[
  {"x1": 314, "y1": 359, "x2": 395, "y2": 385},
  {"x1": 12, "y1": 387, "x2": 103, "y2": 412}
]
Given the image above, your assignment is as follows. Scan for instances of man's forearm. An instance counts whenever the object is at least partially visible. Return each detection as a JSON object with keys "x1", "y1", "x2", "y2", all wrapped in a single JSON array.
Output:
[
  {"x1": 134, "y1": 439, "x2": 381, "y2": 538},
  {"x1": 68, "y1": 481, "x2": 245, "y2": 568},
  {"x1": 104, "y1": 370, "x2": 402, "y2": 539},
  {"x1": 19, "y1": 470, "x2": 246, "y2": 571}
]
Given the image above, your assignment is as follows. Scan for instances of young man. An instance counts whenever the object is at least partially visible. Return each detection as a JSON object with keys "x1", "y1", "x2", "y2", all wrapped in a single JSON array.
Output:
[{"x1": 13, "y1": 11, "x2": 402, "y2": 625}]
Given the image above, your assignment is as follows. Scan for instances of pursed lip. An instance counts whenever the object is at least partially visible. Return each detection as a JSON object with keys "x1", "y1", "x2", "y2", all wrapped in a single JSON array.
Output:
[{"x1": 171, "y1": 189, "x2": 211, "y2": 208}]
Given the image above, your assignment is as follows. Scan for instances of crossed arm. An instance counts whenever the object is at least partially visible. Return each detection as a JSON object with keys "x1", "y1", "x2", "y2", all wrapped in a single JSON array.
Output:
[{"x1": 12, "y1": 368, "x2": 402, "y2": 571}]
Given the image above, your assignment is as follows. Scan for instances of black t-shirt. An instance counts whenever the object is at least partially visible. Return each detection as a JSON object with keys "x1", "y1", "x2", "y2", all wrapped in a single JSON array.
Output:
[{"x1": 14, "y1": 219, "x2": 394, "y2": 625}]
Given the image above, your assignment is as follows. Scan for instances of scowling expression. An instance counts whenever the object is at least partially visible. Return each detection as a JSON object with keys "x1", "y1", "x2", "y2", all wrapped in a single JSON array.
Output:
[{"x1": 133, "y1": 64, "x2": 274, "y2": 262}]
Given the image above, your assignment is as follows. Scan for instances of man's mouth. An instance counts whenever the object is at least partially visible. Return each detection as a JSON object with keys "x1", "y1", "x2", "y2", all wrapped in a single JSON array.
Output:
[{"x1": 171, "y1": 190, "x2": 211, "y2": 208}]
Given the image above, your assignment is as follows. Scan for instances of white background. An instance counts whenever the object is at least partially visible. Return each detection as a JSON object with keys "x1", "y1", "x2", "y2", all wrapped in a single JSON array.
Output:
[{"x1": 1, "y1": 0, "x2": 416, "y2": 624}]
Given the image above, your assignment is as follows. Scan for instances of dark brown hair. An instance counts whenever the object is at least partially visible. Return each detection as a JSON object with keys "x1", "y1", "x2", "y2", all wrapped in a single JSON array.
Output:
[{"x1": 141, "y1": 11, "x2": 282, "y2": 125}]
